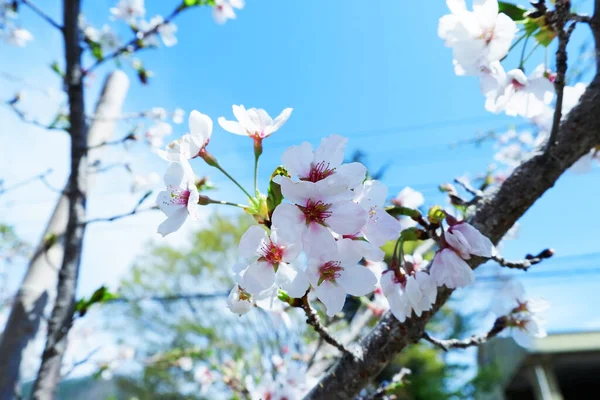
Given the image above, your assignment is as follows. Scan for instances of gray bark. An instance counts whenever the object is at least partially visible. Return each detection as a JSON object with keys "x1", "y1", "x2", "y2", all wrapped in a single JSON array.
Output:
[
  {"x1": 0, "y1": 21, "x2": 129, "y2": 400},
  {"x1": 305, "y1": 7, "x2": 600, "y2": 400}
]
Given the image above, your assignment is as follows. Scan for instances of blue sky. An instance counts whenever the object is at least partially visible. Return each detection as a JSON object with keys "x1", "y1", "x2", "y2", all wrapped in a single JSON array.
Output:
[{"x1": 1, "y1": 0, "x2": 599, "y2": 343}]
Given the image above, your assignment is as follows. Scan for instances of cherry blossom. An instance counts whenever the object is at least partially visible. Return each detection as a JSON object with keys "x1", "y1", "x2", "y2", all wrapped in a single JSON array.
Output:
[
  {"x1": 236, "y1": 225, "x2": 304, "y2": 295},
  {"x1": 492, "y1": 281, "x2": 549, "y2": 347},
  {"x1": 429, "y1": 248, "x2": 474, "y2": 289},
  {"x1": 156, "y1": 110, "x2": 213, "y2": 161},
  {"x1": 271, "y1": 178, "x2": 366, "y2": 257},
  {"x1": 444, "y1": 221, "x2": 495, "y2": 259},
  {"x1": 213, "y1": 0, "x2": 245, "y2": 24},
  {"x1": 218, "y1": 104, "x2": 292, "y2": 140},
  {"x1": 110, "y1": 0, "x2": 145, "y2": 23},
  {"x1": 280, "y1": 134, "x2": 367, "y2": 188},
  {"x1": 145, "y1": 121, "x2": 173, "y2": 148},
  {"x1": 438, "y1": 0, "x2": 516, "y2": 75},
  {"x1": 83, "y1": 24, "x2": 120, "y2": 50},
  {"x1": 227, "y1": 284, "x2": 254, "y2": 315},
  {"x1": 139, "y1": 16, "x2": 177, "y2": 47},
  {"x1": 392, "y1": 186, "x2": 424, "y2": 209},
  {"x1": 353, "y1": 180, "x2": 402, "y2": 246},
  {"x1": 194, "y1": 365, "x2": 217, "y2": 394},
  {"x1": 487, "y1": 65, "x2": 555, "y2": 118},
  {"x1": 172, "y1": 108, "x2": 185, "y2": 124},
  {"x1": 156, "y1": 161, "x2": 199, "y2": 237},
  {"x1": 2, "y1": 27, "x2": 33, "y2": 47},
  {"x1": 305, "y1": 239, "x2": 377, "y2": 317},
  {"x1": 380, "y1": 256, "x2": 436, "y2": 323}
]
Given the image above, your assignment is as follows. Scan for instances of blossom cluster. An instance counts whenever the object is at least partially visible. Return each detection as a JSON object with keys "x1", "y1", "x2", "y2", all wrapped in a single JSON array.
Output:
[{"x1": 0, "y1": 1, "x2": 33, "y2": 47}]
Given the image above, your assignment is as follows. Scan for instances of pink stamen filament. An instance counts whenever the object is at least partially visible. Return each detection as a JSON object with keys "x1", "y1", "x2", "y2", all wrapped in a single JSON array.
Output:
[
  {"x1": 298, "y1": 200, "x2": 332, "y2": 226},
  {"x1": 301, "y1": 161, "x2": 335, "y2": 183},
  {"x1": 168, "y1": 187, "x2": 191, "y2": 205},
  {"x1": 259, "y1": 240, "x2": 284, "y2": 267},
  {"x1": 511, "y1": 79, "x2": 526, "y2": 90},
  {"x1": 318, "y1": 261, "x2": 344, "y2": 284}
]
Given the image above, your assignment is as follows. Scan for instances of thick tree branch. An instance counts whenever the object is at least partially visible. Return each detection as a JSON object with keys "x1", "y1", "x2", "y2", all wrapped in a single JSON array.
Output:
[
  {"x1": 422, "y1": 316, "x2": 508, "y2": 352},
  {"x1": 31, "y1": 1, "x2": 87, "y2": 398},
  {"x1": 305, "y1": 24, "x2": 600, "y2": 400}
]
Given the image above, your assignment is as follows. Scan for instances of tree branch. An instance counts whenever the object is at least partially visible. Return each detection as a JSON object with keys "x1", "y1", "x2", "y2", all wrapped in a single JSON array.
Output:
[
  {"x1": 422, "y1": 316, "x2": 508, "y2": 352},
  {"x1": 305, "y1": 22, "x2": 600, "y2": 398},
  {"x1": 85, "y1": 4, "x2": 186, "y2": 74},
  {"x1": 491, "y1": 248, "x2": 554, "y2": 271},
  {"x1": 548, "y1": 2, "x2": 576, "y2": 149},
  {"x1": 0, "y1": 169, "x2": 53, "y2": 196},
  {"x1": 21, "y1": 0, "x2": 63, "y2": 31},
  {"x1": 295, "y1": 293, "x2": 355, "y2": 358},
  {"x1": 4, "y1": 101, "x2": 66, "y2": 131}
]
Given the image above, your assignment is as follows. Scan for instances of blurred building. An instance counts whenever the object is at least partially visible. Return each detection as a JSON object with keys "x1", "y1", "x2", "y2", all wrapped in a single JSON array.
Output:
[{"x1": 478, "y1": 331, "x2": 600, "y2": 400}]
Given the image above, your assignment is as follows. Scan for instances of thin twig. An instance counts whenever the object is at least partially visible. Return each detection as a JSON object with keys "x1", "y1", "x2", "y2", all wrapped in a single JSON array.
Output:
[
  {"x1": 491, "y1": 248, "x2": 554, "y2": 271},
  {"x1": 0, "y1": 169, "x2": 53, "y2": 196},
  {"x1": 296, "y1": 293, "x2": 355, "y2": 358},
  {"x1": 423, "y1": 316, "x2": 508, "y2": 352},
  {"x1": 21, "y1": 0, "x2": 63, "y2": 31},
  {"x1": 106, "y1": 291, "x2": 229, "y2": 304},
  {"x1": 61, "y1": 347, "x2": 101, "y2": 379},
  {"x1": 85, "y1": 5, "x2": 186, "y2": 73},
  {"x1": 87, "y1": 133, "x2": 136, "y2": 150},
  {"x1": 454, "y1": 177, "x2": 482, "y2": 197},
  {"x1": 569, "y1": 13, "x2": 592, "y2": 23},
  {"x1": 547, "y1": 3, "x2": 578, "y2": 149},
  {"x1": 83, "y1": 205, "x2": 157, "y2": 225},
  {"x1": 4, "y1": 101, "x2": 66, "y2": 131}
]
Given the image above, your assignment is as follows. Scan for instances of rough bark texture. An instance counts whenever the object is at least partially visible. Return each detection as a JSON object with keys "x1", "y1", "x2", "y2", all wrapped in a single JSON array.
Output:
[{"x1": 305, "y1": 9, "x2": 600, "y2": 400}]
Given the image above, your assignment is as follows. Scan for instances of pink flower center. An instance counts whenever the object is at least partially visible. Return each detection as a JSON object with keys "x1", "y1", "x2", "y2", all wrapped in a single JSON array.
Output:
[
  {"x1": 318, "y1": 261, "x2": 344, "y2": 283},
  {"x1": 259, "y1": 240, "x2": 284, "y2": 266},
  {"x1": 301, "y1": 161, "x2": 335, "y2": 183},
  {"x1": 511, "y1": 79, "x2": 526, "y2": 90},
  {"x1": 298, "y1": 200, "x2": 332, "y2": 225},
  {"x1": 168, "y1": 187, "x2": 191, "y2": 206}
]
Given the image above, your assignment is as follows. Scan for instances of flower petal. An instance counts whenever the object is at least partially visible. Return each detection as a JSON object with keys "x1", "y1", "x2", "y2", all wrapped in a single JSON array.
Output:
[
  {"x1": 281, "y1": 142, "x2": 313, "y2": 179},
  {"x1": 337, "y1": 264, "x2": 377, "y2": 296},
  {"x1": 327, "y1": 200, "x2": 367, "y2": 235},
  {"x1": 218, "y1": 117, "x2": 246, "y2": 135},
  {"x1": 189, "y1": 110, "x2": 213, "y2": 148},
  {"x1": 157, "y1": 207, "x2": 188, "y2": 237},
  {"x1": 241, "y1": 260, "x2": 276, "y2": 295},
  {"x1": 314, "y1": 282, "x2": 347, "y2": 317},
  {"x1": 238, "y1": 225, "x2": 268, "y2": 260}
]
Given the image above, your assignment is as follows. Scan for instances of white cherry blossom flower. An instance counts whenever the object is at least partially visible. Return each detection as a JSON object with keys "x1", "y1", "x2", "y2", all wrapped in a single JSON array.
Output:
[
  {"x1": 271, "y1": 178, "x2": 366, "y2": 257},
  {"x1": 237, "y1": 225, "x2": 305, "y2": 295},
  {"x1": 439, "y1": 0, "x2": 516, "y2": 74},
  {"x1": 227, "y1": 284, "x2": 254, "y2": 315},
  {"x1": 218, "y1": 104, "x2": 292, "y2": 140},
  {"x1": 445, "y1": 221, "x2": 495, "y2": 259},
  {"x1": 213, "y1": 0, "x2": 245, "y2": 24},
  {"x1": 281, "y1": 134, "x2": 366, "y2": 188},
  {"x1": 3, "y1": 27, "x2": 33, "y2": 47},
  {"x1": 306, "y1": 239, "x2": 377, "y2": 316},
  {"x1": 146, "y1": 121, "x2": 173, "y2": 148},
  {"x1": 156, "y1": 110, "x2": 213, "y2": 161},
  {"x1": 488, "y1": 65, "x2": 554, "y2": 118},
  {"x1": 156, "y1": 161, "x2": 199, "y2": 236},
  {"x1": 110, "y1": 0, "x2": 145, "y2": 22},
  {"x1": 353, "y1": 180, "x2": 401, "y2": 246},
  {"x1": 429, "y1": 248, "x2": 475, "y2": 289},
  {"x1": 492, "y1": 281, "x2": 549, "y2": 347},
  {"x1": 392, "y1": 186, "x2": 424, "y2": 209},
  {"x1": 172, "y1": 108, "x2": 185, "y2": 124}
]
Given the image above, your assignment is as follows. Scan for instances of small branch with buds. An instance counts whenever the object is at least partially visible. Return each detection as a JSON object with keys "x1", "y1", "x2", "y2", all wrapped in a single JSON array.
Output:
[
  {"x1": 423, "y1": 316, "x2": 508, "y2": 352},
  {"x1": 87, "y1": 133, "x2": 137, "y2": 150},
  {"x1": 4, "y1": 100, "x2": 66, "y2": 131},
  {"x1": 491, "y1": 248, "x2": 554, "y2": 271},
  {"x1": 293, "y1": 293, "x2": 355, "y2": 358},
  {"x1": 0, "y1": 169, "x2": 54, "y2": 196}
]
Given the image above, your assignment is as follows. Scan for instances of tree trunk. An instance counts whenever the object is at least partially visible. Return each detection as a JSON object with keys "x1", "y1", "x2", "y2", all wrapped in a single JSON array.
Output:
[{"x1": 0, "y1": 27, "x2": 129, "y2": 400}]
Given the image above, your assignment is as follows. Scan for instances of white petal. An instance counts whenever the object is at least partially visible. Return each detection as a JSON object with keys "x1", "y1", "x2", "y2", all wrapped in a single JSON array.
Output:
[
  {"x1": 241, "y1": 261, "x2": 276, "y2": 295},
  {"x1": 327, "y1": 201, "x2": 367, "y2": 235},
  {"x1": 473, "y1": 0, "x2": 498, "y2": 27},
  {"x1": 302, "y1": 223, "x2": 336, "y2": 258},
  {"x1": 313, "y1": 134, "x2": 347, "y2": 170},
  {"x1": 271, "y1": 203, "x2": 305, "y2": 242},
  {"x1": 488, "y1": 13, "x2": 516, "y2": 61},
  {"x1": 266, "y1": 107, "x2": 292, "y2": 135},
  {"x1": 281, "y1": 142, "x2": 313, "y2": 179},
  {"x1": 337, "y1": 265, "x2": 377, "y2": 296},
  {"x1": 354, "y1": 180, "x2": 387, "y2": 209},
  {"x1": 278, "y1": 177, "x2": 315, "y2": 205},
  {"x1": 232, "y1": 104, "x2": 256, "y2": 132},
  {"x1": 189, "y1": 110, "x2": 213, "y2": 148},
  {"x1": 157, "y1": 208, "x2": 188, "y2": 237},
  {"x1": 429, "y1": 249, "x2": 474, "y2": 289},
  {"x1": 238, "y1": 225, "x2": 268, "y2": 260},
  {"x1": 218, "y1": 117, "x2": 246, "y2": 135},
  {"x1": 451, "y1": 222, "x2": 495, "y2": 257},
  {"x1": 163, "y1": 162, "x2": 186, "y2": 187},
  {"x1": 314, "y1": 282, "x2": 347, "y2": 317},
  {"x1": 333, "y1": 162, "x2": 367, "y2": 189},
  {"x1": 362, "y1": 207, "x2": 402, "y2": 247},
  {"x1": 277, "y1": 262, "x2": 309, "y2": 298}
]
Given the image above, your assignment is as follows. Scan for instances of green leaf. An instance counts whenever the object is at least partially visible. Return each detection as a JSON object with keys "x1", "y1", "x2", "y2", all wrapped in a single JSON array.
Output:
[
  {"x1": 534, "y1": 26, "x2": 557, "y2": 47},
  {"x1": 89, "y1": 41, "x2": 104, "y2": 61},
  {"x1": 50, "y1": 61, "x2": 64, "y2": 78},
  {"x1": 75, "y1": 286, "x2": 119, "y2": 317},
  {"x1": 498, "y1": 2, "x2": 528, "y2": 21},
  {"x1": 385, "y1": 206, "x2": 421, "y2": 219},
  {"x1": 266, "y1": 166, "x2": 289, "y2": 216},
  {"x1": 184, "y1": 0, "x2": 197, "y2": 5},
  {"x1": 400, "y1": 227, "x2": 423, "y2": 242}
]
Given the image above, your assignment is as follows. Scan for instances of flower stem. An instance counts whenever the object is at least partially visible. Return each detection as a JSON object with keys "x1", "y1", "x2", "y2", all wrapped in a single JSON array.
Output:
[
  {"x1": 206, "y1": 198, "x2": 248, "y2": 209},
  {"x1": 214, "y1": 164, "x2": 253, "y2": 200},
  {"x1": 253, "y1": 154, "x2": 259, "y2": 195}
]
